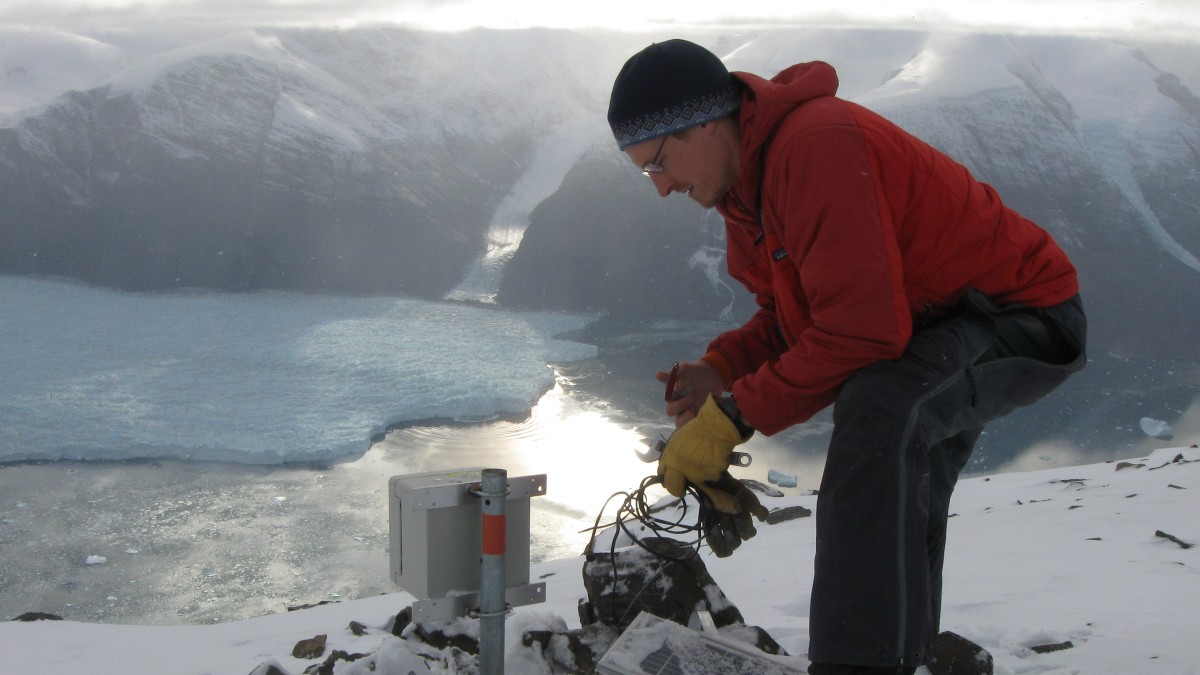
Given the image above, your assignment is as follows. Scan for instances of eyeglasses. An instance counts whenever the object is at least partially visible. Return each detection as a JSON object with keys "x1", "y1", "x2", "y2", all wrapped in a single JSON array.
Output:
[{"x1": 641, "y1": 134, "x2": 669, "y2": 177}]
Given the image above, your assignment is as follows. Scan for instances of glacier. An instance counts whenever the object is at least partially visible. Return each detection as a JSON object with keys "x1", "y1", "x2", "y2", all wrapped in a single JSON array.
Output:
[{"x1": 0, "y1": 276, "x2": 597, "y2": 464}]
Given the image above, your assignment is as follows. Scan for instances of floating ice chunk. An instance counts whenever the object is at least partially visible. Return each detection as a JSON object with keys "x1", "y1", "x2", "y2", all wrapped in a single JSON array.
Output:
[
  {"x1": 1139, "y1": 417, "x2": 1174, "y2": 440},
  {"x1": 767, "y1": 469, "x2": 798, "y2": 488},
  {"x1": 85, "y1": 555, "x2": 108, "y2": 565}
]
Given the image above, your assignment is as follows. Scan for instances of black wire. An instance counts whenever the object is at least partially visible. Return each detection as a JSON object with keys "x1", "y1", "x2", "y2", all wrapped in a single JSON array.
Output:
[{"x1": 584, "y1": 475, "x2": 713, "y2": 627}]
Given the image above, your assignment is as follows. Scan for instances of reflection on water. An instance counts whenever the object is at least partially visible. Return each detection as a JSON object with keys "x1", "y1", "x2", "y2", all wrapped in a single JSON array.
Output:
[
  {"x1": 0, "y1": 381, "x2": 671, "y2": 626},
  {"x1": 359, "y1": 377, "x2": 663, "y2": 563}
]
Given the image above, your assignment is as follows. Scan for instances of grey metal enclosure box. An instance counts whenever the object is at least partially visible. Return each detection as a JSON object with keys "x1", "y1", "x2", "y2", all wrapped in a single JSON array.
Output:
[{"x1": 389, "y1": 468, "x2": 546, "y2": 600}]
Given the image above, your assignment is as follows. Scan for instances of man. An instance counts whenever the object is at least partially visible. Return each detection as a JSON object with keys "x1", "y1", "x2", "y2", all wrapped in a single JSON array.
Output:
[{"x1": 606, "y1": 39, "x2": 1087, "y2": 674}]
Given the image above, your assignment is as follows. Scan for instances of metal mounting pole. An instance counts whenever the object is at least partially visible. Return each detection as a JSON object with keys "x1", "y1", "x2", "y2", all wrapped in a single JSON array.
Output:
[{"x1": 478, "y1": 468, "x2": 508, "y2": 674}]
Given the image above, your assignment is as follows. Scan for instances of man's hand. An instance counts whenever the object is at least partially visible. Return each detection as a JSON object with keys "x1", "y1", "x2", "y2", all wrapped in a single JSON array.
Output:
[
  {"x1": 657, "y1": 395, "x2": 751, "y2": 512},
  {"x1": 655, "y1": 360, "x2": 726, "y2": 427}
]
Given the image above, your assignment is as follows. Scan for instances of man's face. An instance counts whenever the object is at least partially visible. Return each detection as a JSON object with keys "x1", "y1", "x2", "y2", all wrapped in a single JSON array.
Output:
[{"x1": 624, "y1": 124, "x2": 733, "y2": 209}]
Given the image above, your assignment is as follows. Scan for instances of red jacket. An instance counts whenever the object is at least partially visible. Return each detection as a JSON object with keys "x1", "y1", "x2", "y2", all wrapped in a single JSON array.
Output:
[{"x1": 707, "y1": 62, "x2": 1079, "y2": 435}]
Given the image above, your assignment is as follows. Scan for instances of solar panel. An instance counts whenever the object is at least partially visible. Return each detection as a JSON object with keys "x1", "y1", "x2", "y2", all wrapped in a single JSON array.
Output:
[{"x1": 594, "y1": 611, "x2": 807, "y2": 675}]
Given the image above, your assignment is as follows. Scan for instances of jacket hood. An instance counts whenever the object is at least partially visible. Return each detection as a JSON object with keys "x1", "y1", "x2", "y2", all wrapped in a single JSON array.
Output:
[{"x1": 725, "y1": 62, "x2": 840, "y2": 213}]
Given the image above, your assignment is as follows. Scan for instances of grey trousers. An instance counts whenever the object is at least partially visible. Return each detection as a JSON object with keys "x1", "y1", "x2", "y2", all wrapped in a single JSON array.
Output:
[{"x1": 807, "y1": 291, "x2": 1087, "y2": 669}]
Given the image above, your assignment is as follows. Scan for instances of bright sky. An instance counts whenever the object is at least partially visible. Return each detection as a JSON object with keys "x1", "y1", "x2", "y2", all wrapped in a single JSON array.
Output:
[{"x1": 1, "y1": 0, "x2": 1198, "y2": 39}]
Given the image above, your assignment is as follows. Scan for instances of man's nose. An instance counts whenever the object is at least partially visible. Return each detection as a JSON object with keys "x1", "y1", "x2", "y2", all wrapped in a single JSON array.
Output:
[{"x1": 650, "y1": 173, "x2": 674, "y2": 198}]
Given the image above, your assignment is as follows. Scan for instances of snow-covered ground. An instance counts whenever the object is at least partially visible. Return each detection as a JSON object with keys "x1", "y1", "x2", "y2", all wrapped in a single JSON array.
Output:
[{"x1": 4, "y1": 446, "x2": 1195, "y2": 674}]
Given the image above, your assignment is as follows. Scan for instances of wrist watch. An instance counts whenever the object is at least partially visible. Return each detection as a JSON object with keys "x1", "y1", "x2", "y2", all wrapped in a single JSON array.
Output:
[{"x1": 715, "y1": 395, "x2": 754, "y2": 440}]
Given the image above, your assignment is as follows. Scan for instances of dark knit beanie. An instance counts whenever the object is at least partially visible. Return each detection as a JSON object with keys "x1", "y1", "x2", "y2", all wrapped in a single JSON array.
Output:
[{"x1": 607, "y1": 39, "x2": 741, "y2": 150}]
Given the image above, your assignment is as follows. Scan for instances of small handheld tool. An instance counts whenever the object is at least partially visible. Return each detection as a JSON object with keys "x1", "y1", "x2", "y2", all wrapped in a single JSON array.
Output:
[
  {"x1": 636, "y1": 437, "x2": 752, "y2": 468},
  {"x1": 638, "y1": 362, "x2": 751, "y2": 468},
  {"x1": 664, "y1": 361, "x2": 682, "y2": 402}
]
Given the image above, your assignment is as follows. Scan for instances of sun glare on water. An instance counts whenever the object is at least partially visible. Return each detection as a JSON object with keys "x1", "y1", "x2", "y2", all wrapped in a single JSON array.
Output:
[{"x1": 359, "y1": 380, "x2": 660, "y2": 560}]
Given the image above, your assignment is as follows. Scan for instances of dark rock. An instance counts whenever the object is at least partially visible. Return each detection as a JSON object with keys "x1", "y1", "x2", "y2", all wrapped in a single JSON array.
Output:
[
  {"x1": 291, "y1": 634, "x2": 327, "y2": 660},
  {"x1": 13, "y1": 612, "x2": 63, "y2": 621},
  {"x1": 413, "y1": 622, "x2": 480, "y2": 655},
  {"x1": 524, "y1": 626, "x2": 616, "y2": 673},
  {"x1": 303, "y1": 650, "x2": 369, "y2": 675},
  {"x1": 582, "y1": 536, "x2": 744, "y2": 630},
  {"x1": 1155, "y1": 530, "x2": 1193, "y2": 549},
  {"x1": 766, "y1": 505, "x2": 813, "y2": 525},
  {"x1": 1031, "y1": 640, "x2": 1074, "y2": 654},
  {"x1": 522, "y1": 631, "x2": 551, "y2": 648},
  {"x1": 389, "y1": 606, "x2": 413, "y2": 637},
  {"x1": 927, "y1": 631, "x2": 993, "y2": 674},
  {"x1": 742, "y1": 479, "x2": 784, "y2": 498}
]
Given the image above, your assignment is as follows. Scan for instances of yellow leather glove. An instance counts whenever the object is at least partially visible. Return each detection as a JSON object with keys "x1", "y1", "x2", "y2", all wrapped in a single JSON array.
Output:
[{"x1": 658, "y1": 395, "x2": 751, "y2": 513}]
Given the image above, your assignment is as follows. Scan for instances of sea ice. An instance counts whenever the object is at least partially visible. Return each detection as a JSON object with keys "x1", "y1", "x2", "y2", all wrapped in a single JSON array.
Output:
[
  {"x1": 1140, "y1": 417, "x2": 1174, "y2": 440},
  {"x1": 768, "y1": 469, "x2": 798, "y2": 488}
]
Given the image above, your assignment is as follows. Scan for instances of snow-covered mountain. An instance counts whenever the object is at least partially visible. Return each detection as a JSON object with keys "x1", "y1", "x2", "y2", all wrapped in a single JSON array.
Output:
[
  {"x1": 2, "y1": 26, "x2": 1198, "y2": 356},
  {"x1": 0, "y1": 27, "x2": 616, "y2": 296},
  {"x1": 0, "y1": 27, "x2": 126, "y2": 117}
]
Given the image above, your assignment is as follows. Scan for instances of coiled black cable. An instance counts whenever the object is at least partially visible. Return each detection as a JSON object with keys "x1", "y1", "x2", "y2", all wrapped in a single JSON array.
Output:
[
  {"x1": 583, "y1": 474, "x2": 718, "y2": 627},
  {"x1": 585, "y1": 475, "x2": 705, "y2": 558}
]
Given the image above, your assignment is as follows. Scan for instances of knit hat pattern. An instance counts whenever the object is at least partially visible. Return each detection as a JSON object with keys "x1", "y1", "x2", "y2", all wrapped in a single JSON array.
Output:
[
  {"x1": 609, "y1": 86, "x2": 741, "y2": 150},
  {"x1": 608, "y1": 39, "x2": 741, "y2": 150}
]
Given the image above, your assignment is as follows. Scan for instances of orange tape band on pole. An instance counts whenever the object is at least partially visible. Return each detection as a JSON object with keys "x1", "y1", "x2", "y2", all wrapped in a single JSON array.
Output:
[{"x1": 482, "y1": 513, "x2": 506, "y2": 555}]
